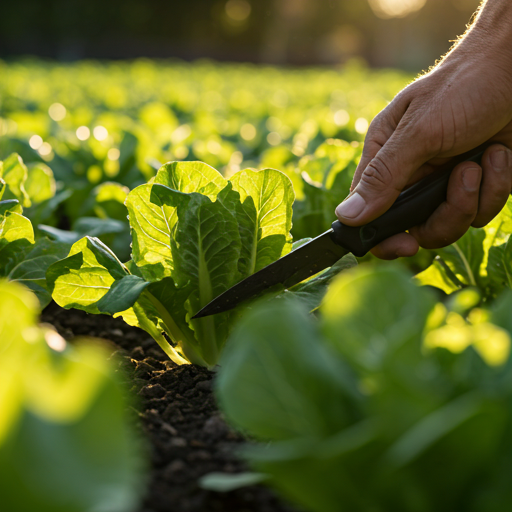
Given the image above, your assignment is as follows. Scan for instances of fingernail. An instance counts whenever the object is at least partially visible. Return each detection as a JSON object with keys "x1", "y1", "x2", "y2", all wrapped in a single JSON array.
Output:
[
  {"x1": 491, "y1": 149, "x2": 508, "y2": 171},
  {"x1": 462, "y1": 167, "x2": 481, "y2": 191},
  {"x1": 336, "y1": 192, "x2": 366, "y2": 219}
]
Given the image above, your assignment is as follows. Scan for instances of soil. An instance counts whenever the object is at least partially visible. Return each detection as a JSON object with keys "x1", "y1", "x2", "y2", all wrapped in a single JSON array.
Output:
[{"x1": 42, "y1": 303, "x2": 300, "y2": 512}]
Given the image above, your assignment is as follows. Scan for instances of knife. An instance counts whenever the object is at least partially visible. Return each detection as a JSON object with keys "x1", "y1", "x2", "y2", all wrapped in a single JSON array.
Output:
[{"x1": 193, "y1": 145, "x2": 488, "y2": 319}]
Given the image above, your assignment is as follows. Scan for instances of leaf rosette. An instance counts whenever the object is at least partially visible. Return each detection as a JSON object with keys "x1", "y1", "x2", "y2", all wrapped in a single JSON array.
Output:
[{"x1": 47, "y1": 161, "x2": 356, "y2": 367}]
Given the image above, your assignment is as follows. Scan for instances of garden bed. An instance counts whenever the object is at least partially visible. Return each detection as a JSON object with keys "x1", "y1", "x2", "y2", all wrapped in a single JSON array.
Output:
[{"x1": 42, "y1": 302, "x2": 299, "y2": 512}]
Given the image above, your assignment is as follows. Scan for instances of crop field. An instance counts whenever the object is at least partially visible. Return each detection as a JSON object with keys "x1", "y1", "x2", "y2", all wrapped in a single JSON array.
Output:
[{"x1": 2, "y1": 59, "x2": 512, "y2": 512}]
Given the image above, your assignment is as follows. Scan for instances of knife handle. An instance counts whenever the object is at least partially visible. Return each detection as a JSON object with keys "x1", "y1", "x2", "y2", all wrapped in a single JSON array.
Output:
[{"x1": 331, "y1": 144, "x2": 490, "y2": 258}]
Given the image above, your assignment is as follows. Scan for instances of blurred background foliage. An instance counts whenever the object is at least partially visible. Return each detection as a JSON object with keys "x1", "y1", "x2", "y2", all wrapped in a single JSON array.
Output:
[{"x1": 0, "y1": 0, "x2": 480, "y2": 70}]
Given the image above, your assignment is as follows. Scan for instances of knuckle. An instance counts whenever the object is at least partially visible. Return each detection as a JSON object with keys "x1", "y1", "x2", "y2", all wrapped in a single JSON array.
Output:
[{"x1": 360, "y1": 156, "x2": 399, "y2": 192}]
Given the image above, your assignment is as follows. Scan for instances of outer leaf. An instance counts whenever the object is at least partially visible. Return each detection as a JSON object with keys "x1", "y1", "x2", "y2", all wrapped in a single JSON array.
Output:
[
  {"x1": 487, "y1": 239, "x2": 512, "y2": 291},
  {"x1": 24, "y1": 189, "x2": 73, "y2": 227},
  {"x1": 321, "y1": 265, "x2": 434, "y2": 373},
  {"x1": 414, "y1": 258, "x2": 461, "y2": 295},
  {"x1": 435, "y1": 228, "x2": 486, "y2": 287},
  {"x1": 25, "y1": 162, "x2": 56, "y2": 204},
  {"x1": 97, "y1": 275, "x2": 150, "y2": 315},
  {"x1": 90, "y1": 182, "x2": 129, "y2": 220},
  {"x1": 0, "y1": 154, "x2": 31, "y2": 207},
  {"x1": 0, "y1": 178, "x2": 5, "y2": 200},
  {"x1": 8, "y1": 238, "x2": 71, "y2": 308},
  {"x1": 228, "y1": 168, "x2": 294, "y2": 277},
  {"x1": 216, "y1": 300, "x2": 362, "y2": 441},
  {"x1": 278, "y1": 254, "x2": 358, "y2": 312},
  {"x1": 154, "y1": 160, "x2": 227, "y2": 199},
  {"x1": 0, "y1": 205, "x2": 35, "y2": 276},
  {"x1": 125, "y1": 183, "x2": 174, "y2": 281},
  {"x1": 0, "y1": 281, "x2": 147, "y2": 512},
  {"x1": 127, "y1": 161, "x2": 227, "y2": 282},
  {"x1": 47, "y1": 237, "x2": 127, "y2": 314}
]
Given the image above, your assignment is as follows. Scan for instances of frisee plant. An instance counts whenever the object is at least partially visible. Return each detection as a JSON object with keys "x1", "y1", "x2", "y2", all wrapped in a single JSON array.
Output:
[{"x1": 46, "y1": 161, "x2": 357, "y2": 367}]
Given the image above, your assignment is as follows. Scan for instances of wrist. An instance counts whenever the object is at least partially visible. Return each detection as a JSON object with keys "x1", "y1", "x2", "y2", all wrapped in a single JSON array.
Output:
[{"x1": 470, "y1": 0, "x2": 512, "y2": 57}]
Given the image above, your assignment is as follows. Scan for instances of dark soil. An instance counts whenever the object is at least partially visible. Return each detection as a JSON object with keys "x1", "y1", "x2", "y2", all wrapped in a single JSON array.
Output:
[{"x1": 42, "y1": 303, "x2": 300, "y2": 512}]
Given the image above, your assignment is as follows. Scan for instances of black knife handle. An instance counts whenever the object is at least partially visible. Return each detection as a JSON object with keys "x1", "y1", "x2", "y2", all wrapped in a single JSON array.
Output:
[{"x1": 331, "y1": 144, "x2": 490, "y2": 257}]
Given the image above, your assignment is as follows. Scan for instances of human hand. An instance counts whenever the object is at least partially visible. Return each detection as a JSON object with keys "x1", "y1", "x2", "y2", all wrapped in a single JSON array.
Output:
[{"x1": 335, "y1": 15, "x2": 512, "y2": 260}]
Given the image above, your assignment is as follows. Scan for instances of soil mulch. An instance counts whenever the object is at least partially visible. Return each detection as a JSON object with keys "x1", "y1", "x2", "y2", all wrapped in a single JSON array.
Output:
[{"x1": 42, "y1": 302, "x2": 300, "y2": 512}]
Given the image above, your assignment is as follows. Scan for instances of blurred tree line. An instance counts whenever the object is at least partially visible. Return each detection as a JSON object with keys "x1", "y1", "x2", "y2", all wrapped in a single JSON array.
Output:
[{"x1": 0, "y1": 0, "x2": 480, "y2": 70}]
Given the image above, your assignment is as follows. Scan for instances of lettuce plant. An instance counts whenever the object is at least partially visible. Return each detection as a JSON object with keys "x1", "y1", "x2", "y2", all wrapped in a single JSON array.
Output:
[
  {"x1": 0, "y1": 279, "x2": 146, "y2": 512},
  {"x1": 216, "y1": 265, "x2": 512, "y2": 512},
  {"x1": 47, "y1": 161, "x2": 356, "y2": 367},
  {"x1": 415, "y1": 196, "x2": 512, "y2": 300},
  {"x1": 0, "y1": 199, "x2": 70, "y2": 307}
]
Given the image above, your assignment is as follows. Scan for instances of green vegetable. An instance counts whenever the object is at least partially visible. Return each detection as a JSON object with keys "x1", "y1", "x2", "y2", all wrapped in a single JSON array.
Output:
[
  {"x1": 0, "y1": 199, "x2": 69, "y2": 307},
  {"x1": 0, "y1": 280, "x2": 147, "y2": 512},
  {"x1": 47, "y1": 161, "x2": 355, "y2": 367},
  {"x1": 216, "y1": 265, "x2": 512, "y2": 512},
  {"x1": 416, "y1": 196, "x2": 512, "y2": 300}
]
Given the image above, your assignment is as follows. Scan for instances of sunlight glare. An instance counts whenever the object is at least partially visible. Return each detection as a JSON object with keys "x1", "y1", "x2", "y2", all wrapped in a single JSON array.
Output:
[
  {"x1": 225, "y1": 0, "x2": 251, "y2": 22},
  {"x1": 355, "y1": 118, "x2": 369, "y2": 134},
  {"x1": 76, "y1": 126, "x2": 90, "y2": 141},
  {"x1": 38, "y1": 142, "x2": 52, "y2": 156},
  {"x1": 93, "y1": 125, "x2": 108, "y2": 141},
  {"x1": 29, "y1": 135, "x2": 43, "y2": 150},
  {"x1": 368, "y1": 0, "x2": 427, "y2": 19},
  {"x1": 48, "y1": 103, "x2": 66, "y2": 121},
  {"x1": 240, "y1": 123, "x2": 256, "y2": 141},
  {"x1": 108, "y1": 148, "x2": 120, "y2": 160}
]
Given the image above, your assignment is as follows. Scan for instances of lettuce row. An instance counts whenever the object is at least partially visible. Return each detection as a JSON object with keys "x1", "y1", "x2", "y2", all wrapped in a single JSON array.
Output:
[
  {"x1": 46, "y1": 161, "x2": 356, "y2": 367},
  {"x1": 0, "y1": 199, "x2": 70, "y2": 307},
  {"x1": 216, "y1": 265, "x2": 512, "y2": 512}
]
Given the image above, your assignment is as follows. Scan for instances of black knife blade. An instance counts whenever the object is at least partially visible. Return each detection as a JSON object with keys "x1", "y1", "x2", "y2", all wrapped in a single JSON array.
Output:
[
  {"x1": 193, "y1": 145, "x2": 488, "y2": 319},
  {"x1": 192, "y1": 230, "x2": 349, "y2": 319}
]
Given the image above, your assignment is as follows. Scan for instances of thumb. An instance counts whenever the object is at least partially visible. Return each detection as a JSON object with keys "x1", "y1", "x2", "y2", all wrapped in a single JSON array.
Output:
[{"x1": 335, "y1": 129, "x2": 431, "y2": 226}]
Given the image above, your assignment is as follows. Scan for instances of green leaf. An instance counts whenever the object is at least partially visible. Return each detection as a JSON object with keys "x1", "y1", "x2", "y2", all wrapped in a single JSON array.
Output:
[
  {"x1": 125, "y1": 183, "x2": 174, "y2": 281},
  {"x1": 0, "y1": 205, "x2": 35, "y2": 276},
  {"x1": 414, "y1": 257, "x2": 461, "y2": 295},
  {"x1": 199, "y1": 472, "x2": 268, "y2": 492},
  {"x1": 8, "y1": 238, "x2": 71, "y2": 308},
  {"x1": 216, "y1": 300, "x2": 362, "y2": 441},
  {"x1": 127, "y1": 161, "x2": 228, "y2": 282},
  {"x1": 97, "y1": 275, "x2": 150, "y2": 315},
  {"x1": 154, "y1": 160, "x2": 227, "y2": 199},
  {"x1": 0, "y1": 178, "x2": 5, "y2": 200},
  {"x1": 0, "y1": 281, "x2": 147, "y2": 512},
  {"x1": 24, "y1": 189, "x2": 73, "y2": 227},
  {"x1": 90, "y1": 182, "x2": 129, "y2": 221},
  {"x1": 435, "y1": 228, "x2": 486, "y2": 287},
  {"x1": 228, "y1": 168, "x2": 294, "y2": 277},
  {"x1": 487, "y1": 239, "x2": 512, "y2": 290},
  {"x1": 152, "y1": 184, "x2": 242, "y2": 366},
  {"x1": 0, "y1": 154, "x2": 31, "y2": 207},
  {"x1": 279, "y1": 253, "x2": 358, "y2": 312},
  {"x1": 47, "y1": 237, "x2": 127, "y2": 314},
  {"x1": 321, "y1": 265, "x2": 434, "y2": 372},
  {"x1": 25, "y1": 162, "x2": 56, "y2": 204}
]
